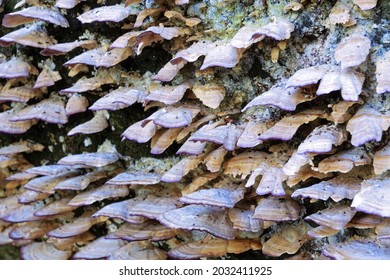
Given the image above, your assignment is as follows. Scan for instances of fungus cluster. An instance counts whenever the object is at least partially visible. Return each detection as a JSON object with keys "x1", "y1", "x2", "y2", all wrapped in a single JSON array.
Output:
[{"x1": 0, "y1": 0, "x2": 389, "y2": 260}]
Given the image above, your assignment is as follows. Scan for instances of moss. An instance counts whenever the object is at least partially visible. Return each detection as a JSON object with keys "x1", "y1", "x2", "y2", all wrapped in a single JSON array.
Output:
[{"x1": 0, "y1": 245, "x2": 20, "y2": 260}]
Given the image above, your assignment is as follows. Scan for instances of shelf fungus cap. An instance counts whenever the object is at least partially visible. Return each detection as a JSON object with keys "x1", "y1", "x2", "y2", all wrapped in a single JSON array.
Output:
[
  {"x1": 2, "y1": 202, "x2": 45, "y2": 223},
  {"x1": 40, "y1": 40, "x2": 97, "y2": 56},
  {"x1": 327, "y1": 3, "x2": 351, "y2": 25},
  {"x1": 179, "y1": 185, "x2": 246, "y2": 208},
  {"x1": 346, "y1": 106, "x2": 390, "y2": 147},
  {"x1": 108, "y1": 241, "x2": 167, "y2": 260},
  {"x1": 231, "y1": 19, "x2": 294, "y2": 49},
  {"x1": 9, "y1": 97, "x2": 68, "y2": 124},
  {"x1": 176, "y1": 114, "x2": 218, "y2": 142},
  {"x1": 93, "y1": 196, "x2": 181, "y2": 221},
  {"x1": 330, "y1": 99, "x2": 364, "y2": 125},
  {"x1": 65, "y1": 94, "x2": 89, "y2": 116},
  {"x1": 106, "y1": 172, "x2": 161, "y2": 185},
  {"x1": 317, "y1": 67, "x2": 342, "y2": 95},
  {"x1": 0, "y1": 23, "x2": 56, "y2": 49},
  {"x1": 54, "y1": 170, "x2": 107, "y2": 191},
  {"x1": 254, "y1": 166, "x2": 287, "y2": 196},
  {"x1": 0, "y1": 86, "x2": 38, "y2": 103},
  {"x1": 353, "y1": 0, "x2": 378, "y2": 10},
  {"x1": 161, "y1": 154, "x2": 204, "y2": 182},
  {"x1": 25, "y1": 164, "x2": 74, "y2": 176},
  {"x1": 151, "y1": 128, "x2": 182, "y2": 155},
  {"x1": 259, "y1": 110, "x2": 324, "y2": 141},
  {"x1": 171, "y1": 41, "x2": 216, "y2": 64},
  {"x1": 340, "y1": 68, "x2": 365, "y2": 101},
  {"x1": 72, "y1": 236, "x2": 127, "y2": 260},
  {"x1": 34, "y1": 69, "x2": 61, "y2": 89},
  {"x1": 57, "y1": 152, "x2": 120, "y2": 167},
  {"x1": 145, "y1": 106, "x2": 200, "y2": 129},
  {"x1": 323, "y1": 239, "x2": 390, "y2": 260},
  {"x1": 122, "y1": 120, "x2": 157, "y2": 143},
  {"x1": 376, "y1": 51, "x2": 390, "y2": 94},
  {"x1": 21, "y1": 242, "x2": 72, "y2": 260},
  {"x1": 192, "y1": 84, "x2": 225, "y2": 109},
  {"x1": 262, "y1": 223, "x2": 309, "y2": 257},
  {"x1": 106, "y1": 221, "x2": 177, "y2": 242},
  {"x1": 228, "y1": 208, "x2": 262, "y2": 232},
  {"x1": 59, "y1": 74, "x2": 115, "y2": 94},
  {"x1": 47, "y1": 216, "x2": 107, "y2": 238},
  {"x1": 67, "y1": 111, "x2": 108, "y2": 136},
  {"x1": 23, "y1": 171, "x2": 79, "y2": 194},
  {"x1": 0, "y1": 57, "x2": 31, "y2": 79},
  {"x1": 242, "y1": 86, "x2": 315, "y2": 112},
  {"x1": 77, "y1": 4, "x2": 137, "y2": 23},
  {"x1": 348, "y1": 213, "x2": 383, "y2": 229},
  {"x1": 253, "y1": 197, "x2": 301, "y2": 221},
  {"x1": 297, "y1": 125, "x2": 347, "y2": 154},
  {"x1": 237, "y1": 120, "x2": 267, "y2": 148},
  {"x1": 376, "y1": 220, "x2": 390, "y2": 239},
  {"x1": 0, "y1": 141, "x2": 44, "y2": 155},
  {"x1": 335, "y1": 34, "x2": 371, "y2": 69},
  {"x1": 202, "y1": 146, "x2": 228, "y2": 172},
  {"x1": 132, "y1": 27, "x2": 190, "y2": 55},
  {"x1": 145, "y1": 84, "x2": 188, "y2": 105},
  {"x1": 8, "y1": 220, "x2": 60, "y2": 241},
  {"x1": 291, "y1": 175, "x2": 362, "y2": 202},
  {"x1": 308, "y1": 225, "x2": 340, "y2": 238},
  {"x1": 305, "y1": 205, "x2": 357, "y2": 230},
  {"x1": 318, "y1": 147, "x2": 371, "y2": 173},
  {"x1": 200, "y1": 43, "x2": 242, "y2": 70},
  {"x1": 191, "y1": 123, "x2": 242, "y2": 151},
  {"x1": 0, "y1": 196, "x2": 23, "y2": 220},
  {"x1": 34, "y1": 198, "x2": 78, "y2": 217},
  {"x1": 55, "y1": 0, "x2": 85, "y2": 9},
  {"x1": 224, "y1": 151, "x2": 269, "y2": 179},
  {"x1": 153, "y1": 60, "x2": 186, "y2": 82},
  {"x1": 64, "y1": 47, "x2": 132, "y2": 68},
  {"x1": 286, "y1": 65, "x2": 331, "y2": 88},
  {"x1": 91, "y1": 199, "x2": 149, "y2": 223},
  {"x1": 68, "y1": 184, "x2": 130, "y2": 207},
  {"x1": 2, "y1": 6, "x2": 69, "y2": 28},
  {"x1": 159, "y1": 204, "x2": 235, "y2": 240},
  {"x1": 373, "y1": 142, "x2": 390, "y2": 175},
  {"x1": 168, "y1": 239, "x2": 261, "y2": 260},
  {"x1": 18, "y1": 190, "x2": 50, "y2": 204},
  {"x1": 351, "y1": 178, "x2": 390, "y2": 217}
]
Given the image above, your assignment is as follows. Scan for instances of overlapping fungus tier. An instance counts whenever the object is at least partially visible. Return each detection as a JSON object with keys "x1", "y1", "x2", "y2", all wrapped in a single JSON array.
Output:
[{"x1": 0, "y1": 0, "x2": 389, "y2": 260}]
